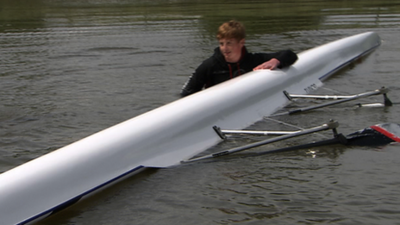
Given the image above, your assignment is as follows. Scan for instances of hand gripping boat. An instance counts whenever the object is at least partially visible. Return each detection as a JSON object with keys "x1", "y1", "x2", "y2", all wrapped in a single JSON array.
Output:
[{"x1": 0, "y1": 32, "x2": 381, "y2": 224}]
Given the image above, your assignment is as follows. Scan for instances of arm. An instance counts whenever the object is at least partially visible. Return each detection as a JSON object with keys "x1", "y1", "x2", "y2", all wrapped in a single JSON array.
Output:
[
  {"x1": 180, "y1": 75, "x2": 202, "y2": 97},
  {"x1": 253, "y1": 58, "x2": 281, "y2": 70},
  {"x1": 180, "y1": 63, "x2": 209, "y2": 97},
  {"x1": 253, "y1": 50, "x2": 298, "y2": 71}
]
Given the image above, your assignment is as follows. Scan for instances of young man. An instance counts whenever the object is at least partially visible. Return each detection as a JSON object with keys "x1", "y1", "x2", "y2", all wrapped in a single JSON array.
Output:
[{"x1": 180, "y1": 20, "x2": 298, "y2": 97}]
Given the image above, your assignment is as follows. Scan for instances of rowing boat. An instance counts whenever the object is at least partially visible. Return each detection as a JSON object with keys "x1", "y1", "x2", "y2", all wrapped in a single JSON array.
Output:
[{"x1": 0, "y1": 32, "x2": 381, "y2": 224}]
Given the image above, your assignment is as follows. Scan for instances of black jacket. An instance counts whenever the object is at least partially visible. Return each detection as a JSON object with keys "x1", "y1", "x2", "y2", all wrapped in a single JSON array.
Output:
[{"x1": 180, "y1": 47, "x2": 298, "y2": 97}]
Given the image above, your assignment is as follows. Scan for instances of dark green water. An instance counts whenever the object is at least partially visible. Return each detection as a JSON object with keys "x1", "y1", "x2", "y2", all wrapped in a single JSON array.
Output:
[{"x1": 1, "y1": 0, "x2": 400, "y2": 224}]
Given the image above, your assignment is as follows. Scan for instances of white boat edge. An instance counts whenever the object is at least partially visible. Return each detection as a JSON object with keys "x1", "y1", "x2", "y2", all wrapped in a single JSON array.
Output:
[{"x1": 0, "y1": 32, "x2": 381, "y2": 225}]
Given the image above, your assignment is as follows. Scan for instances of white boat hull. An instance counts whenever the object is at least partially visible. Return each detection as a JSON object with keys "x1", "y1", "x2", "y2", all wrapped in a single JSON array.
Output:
[{"x1": 0, "y1": 32, "x2": 381, "y2": 224}]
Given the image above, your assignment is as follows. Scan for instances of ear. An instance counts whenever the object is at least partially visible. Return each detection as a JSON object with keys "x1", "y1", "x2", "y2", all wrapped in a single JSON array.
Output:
[{"x1": 239, "y1": 38, "x2": 245, "y2": 46}]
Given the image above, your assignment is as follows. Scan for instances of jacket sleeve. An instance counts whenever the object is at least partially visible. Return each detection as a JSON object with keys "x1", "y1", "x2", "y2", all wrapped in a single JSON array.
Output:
[{"x1": 180, "y1": 62, "x2": 209, "y2": 97}]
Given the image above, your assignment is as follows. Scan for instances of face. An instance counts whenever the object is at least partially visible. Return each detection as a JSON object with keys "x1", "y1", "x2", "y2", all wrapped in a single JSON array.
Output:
[{"x1": 219, "y1": 38, "x2": 245, "y2": 63}]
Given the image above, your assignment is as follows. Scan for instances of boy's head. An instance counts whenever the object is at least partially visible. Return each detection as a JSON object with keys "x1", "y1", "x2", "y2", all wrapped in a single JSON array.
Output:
[
  {"x1": 217, "y1": 20, "x2": 246, "y2": 41},
  {"x1": 217, "y1": 20, "x2": 246, "y2": 63}
]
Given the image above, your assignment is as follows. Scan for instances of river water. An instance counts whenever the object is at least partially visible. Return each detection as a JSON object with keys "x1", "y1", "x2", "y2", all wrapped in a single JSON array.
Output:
[{"x1": 1, "y1": 0, "x2": 400, "y2": 224}]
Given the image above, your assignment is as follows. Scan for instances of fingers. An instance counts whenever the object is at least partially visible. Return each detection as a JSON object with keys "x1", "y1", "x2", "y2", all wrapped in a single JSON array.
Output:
[
  {"x1": 253, "y1": 58, "x2": 280, "y2": 71},
  {"x1": 253, "y1": 63, "x2": 273, "y2": 70}
]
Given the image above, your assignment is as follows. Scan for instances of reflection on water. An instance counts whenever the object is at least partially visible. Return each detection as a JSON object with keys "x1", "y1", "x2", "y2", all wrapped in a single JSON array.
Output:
[
  {"x1": 1, "y1": 0, "x2": 400, "y2": 224},
  {"x1": 322, "y1": 13, "x2": 400, "y2": 28},
  {"x1": 2, "y1": 0, "x2": 400, "y2": 34}
]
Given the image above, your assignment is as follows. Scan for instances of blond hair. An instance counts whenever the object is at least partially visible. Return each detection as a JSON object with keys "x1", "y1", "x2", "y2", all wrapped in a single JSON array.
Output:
[{"x1": 217, "y1": 20, "x2": 246, "y2": 41}]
